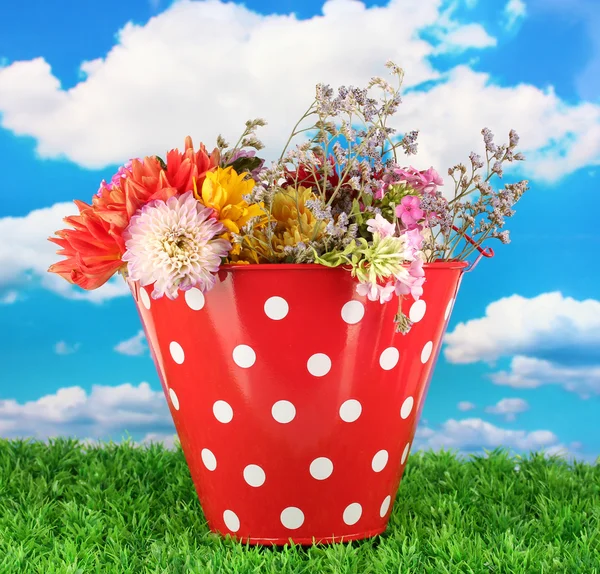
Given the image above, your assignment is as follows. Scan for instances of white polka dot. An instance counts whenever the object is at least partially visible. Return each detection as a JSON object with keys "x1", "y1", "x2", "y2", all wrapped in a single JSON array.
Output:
[
  {"x1": 223, "y1": 510, "x2": 240, "y2": 532},
  {"x1": 232, "y1": 345, "x2": 256, "y2": 369},
  {"x1": 213, "y1": 400, "x2": 234, "y2": 423},
  {"x1": 169, "y1": 388, "x2": 180, "y2": 411},
  {"x1": 169, "y1": 341, "x2": 185, "y2": 364},
  {"x1": 307, "y1": 353, "x2": 332, "y2": 377},
  {"x1": 339, "y1": 399, "x2": 362, "y2": 423},
  {"x1": 343, "y1": 503, "x2": 362, "y2": 526},
  {"x1": 264, "y1": 296, "x2": 289, "y2": 320},
  {"x1": 243, "y1": 464, "x2": 266, "y2": 487},
  {"x1": 421, "y1": 341, "x2": 434, "y2": 364},
  {"x1": 280, "y1": 507, "x2": 304, "y2": 530},
  {"x1": 310, "y1": 457, "x2": 334, "y2": 480},
  {"x1": 271, "y1": 400, "x2": 296, "y2": 424},
  {"x1": 380, "y1": 495, "x2": 392, "y2": 518},
  {"x1": 201, "y1": 448, "x2": 217, "y2": 471},
  {"x1": 379, "y1": 347, "x2": 400, "y2": 370},
  {"x1": 400, "y1": 396, "x2": 414, "y2": 419},
  {"x1": 341, "y1": 300, "x2": 365, "y2": 325},
  {"x1": 401, "y1": 442, "x2": 411, "y2": 465},
  {"x1": 444, "y1": 298, "x2": 455, "y2": 321},
  {"x1": 371, "y1": 450, "x2": 389, "y2": 472},
  {"x1": 185, "y1": 287, "x2": 205, "y2": 311},
  {"x1": 409, "y1": 299, "x2": 427, "y2": 323},
  {"x1": 139, "y1": 287, "x2": 151, "y2": 310}
]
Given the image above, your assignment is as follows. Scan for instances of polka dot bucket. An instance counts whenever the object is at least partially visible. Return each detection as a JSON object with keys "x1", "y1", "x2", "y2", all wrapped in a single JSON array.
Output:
[{"x1": 129, "y1": 261, "x2": 468, "y2": 545}]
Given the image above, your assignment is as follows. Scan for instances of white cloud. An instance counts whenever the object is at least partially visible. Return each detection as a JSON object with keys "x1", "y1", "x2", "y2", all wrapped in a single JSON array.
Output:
[
  {"x1": 490, "y1": 356, "x2": 600, "y2": 397},
  {"x1": 0, "y1": 0, "x2": 597, "y2": 183},
  {"x1": 114, "y1": 330, "x2": 147, "y2": 356},
  {"x1": 444, "y1": 292, "x2": 600, "y2": 364},
  {"x1": 0, "y1": 382, "x2": 173, "y2": 441},
  {"x1": 457, "y1": 401, "x2": 476, "y2": 411},
  {"x1": 54, "y1": 341, "x2": 80, "y2": 355},
  {"x1": 444, "y1": 292, "x2": 600, "y2": 396},
  {"x1": 415, "y1": 417, "x2": 557, "y2": 451},
  {"x1": 0, "y1": 203, "x2": 131, "y2": 302},
  {"x1": 484, "y1": 397, "x2": 529, "y2": 421},
  {"x1": 139, "y1": 432, "x2": 179, "y2": 449},
  {"x1": 0, "y1": 290, "x2": 18, "y2": 304},
  {"x1": 504, "y1": 0, "x2": 526, "y2": 30}
]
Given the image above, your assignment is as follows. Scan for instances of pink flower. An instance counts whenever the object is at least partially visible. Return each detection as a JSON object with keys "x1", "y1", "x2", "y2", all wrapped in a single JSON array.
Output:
[
  {"x1": 395, "y1": 258, "x2": 426, "y2": 301},
  {"x1": 394, "y1": 166, "x2": 443, "y2": 194},
  {"x1": 356, "y1": 281, "x2": 396, "y2": 303},
  {"x1": 396, "y1": 195, "x2": 424, "y2": 228},
  {"x1": 366, "y1": 213, "x2": 396, "y2": 237},
  {"x1": 404, "y1": 227, "x2": 425, "y2": 254}
]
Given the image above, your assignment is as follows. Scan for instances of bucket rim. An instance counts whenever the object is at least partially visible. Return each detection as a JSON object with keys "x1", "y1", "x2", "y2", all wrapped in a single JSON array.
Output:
[{"x1": 221, "y1": 260, "x2": 470, "y2": 271}]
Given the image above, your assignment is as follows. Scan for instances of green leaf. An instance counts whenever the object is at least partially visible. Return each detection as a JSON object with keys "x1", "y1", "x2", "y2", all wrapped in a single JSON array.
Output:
[{"x1": 155, "y1": 156, "x2": 167, "y2": 170}]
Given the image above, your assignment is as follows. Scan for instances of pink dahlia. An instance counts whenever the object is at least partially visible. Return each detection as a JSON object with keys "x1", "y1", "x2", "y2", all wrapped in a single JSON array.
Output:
[{"x1": 122, "y1": 191, "x2": 231, "y2": 299}]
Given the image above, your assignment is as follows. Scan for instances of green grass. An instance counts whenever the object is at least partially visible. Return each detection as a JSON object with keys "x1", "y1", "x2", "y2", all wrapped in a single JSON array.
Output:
[{"x1": 0, "y1": 439, "x2": 598, "y2": 574}]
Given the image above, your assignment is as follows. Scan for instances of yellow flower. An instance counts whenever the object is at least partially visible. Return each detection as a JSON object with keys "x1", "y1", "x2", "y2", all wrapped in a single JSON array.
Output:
[
  {"x1": 234, "y1": 186, "x2": 326, "y2": 263},
  {"x1": 196, "y1": 167, "x2": 264, "y2": 254}
]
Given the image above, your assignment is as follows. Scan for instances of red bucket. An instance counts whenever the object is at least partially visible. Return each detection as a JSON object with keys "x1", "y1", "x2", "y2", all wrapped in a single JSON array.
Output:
[{"x1": 130, "y1": 261, "x2": 467, "y2": 545}]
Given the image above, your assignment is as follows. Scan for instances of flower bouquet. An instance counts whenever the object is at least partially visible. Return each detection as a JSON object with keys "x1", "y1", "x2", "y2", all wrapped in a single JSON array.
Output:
[{"x1": 49, "y1": 62, "x2": 528, "y2": 545}]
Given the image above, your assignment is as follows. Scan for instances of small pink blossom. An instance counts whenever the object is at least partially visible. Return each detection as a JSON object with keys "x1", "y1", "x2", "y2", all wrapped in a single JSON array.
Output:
[
  {"x1": 394, "y1": 166, "x2": 443, "y2": 194},
  {"x1": 395, "y1": 258, "x2": 426, "y2": 301},
  {"x1": 356, "y1": 281, "x2": 396, "y2": 303},
  {"x1": 404, "y1": 227, "x2": 425, "y2": 254},
  {"x1": 366, "y1": 213, "x2": 396, "y2": 237},
  {"x1": 396, "y1": 195, "x2": 424, "y2": 228}
]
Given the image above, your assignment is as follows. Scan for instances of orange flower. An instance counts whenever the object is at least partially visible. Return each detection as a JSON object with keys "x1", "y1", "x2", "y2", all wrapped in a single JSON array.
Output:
[
  {"x1": 48, "y1": 200, "x2": 125, "y2": 290},
  {"x1": 92, "y1": 156, "x2": 178, "y2": 231},
  {"x1": 49, "y1": 137, "x2": 219, "y2": 291},
  {"x1": 165, "y1": 136, "x2": 220, "y2": 194}
]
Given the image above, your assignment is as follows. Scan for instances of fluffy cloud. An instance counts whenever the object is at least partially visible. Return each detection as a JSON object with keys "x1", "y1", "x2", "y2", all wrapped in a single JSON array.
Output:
[
  {"x1": 0, "y1": 0, "x2": 598, "y2": 183},
  {"x1": 484, "y1": 397, "x2": 529, "y2": 421},
  {"x1": 457, "y1": 401, "x2": 476, "y2": 411},
  {"x1": 0, "y1": 382, "x2": 173, "y2": 441},
  {"x1": 444, "y1": 292, "x2": 600, "y2": 364},
  {"x1": 114, "y1": 330, "x2": 147, "y2": 356},
  {"x1": 415, "y1": 417, "x2": 557, "y2": 451},
  {"x1": 490, "y1": 356, "x2": 600, "y2": 398},
  {"x1": 504, "y1": 0, "x2": 526, "y2": 29},
  {"x1": 54, "y1": 341, "x2": 80, "y2": 355},
  {"x1": 0, "y1": 290, "x2": 19, "y2": 304},
  {"x1": 444, "y1": 292, "x2": 600, "y2": 396},
  {"x1": 0, "y1": 203, "x2": 130, "y2": 302}
]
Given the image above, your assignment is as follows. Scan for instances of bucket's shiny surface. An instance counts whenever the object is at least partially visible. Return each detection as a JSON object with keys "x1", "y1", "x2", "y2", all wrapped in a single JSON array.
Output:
[{"x1": 130, "y1": 262, "x2": 467, "y2": 545}]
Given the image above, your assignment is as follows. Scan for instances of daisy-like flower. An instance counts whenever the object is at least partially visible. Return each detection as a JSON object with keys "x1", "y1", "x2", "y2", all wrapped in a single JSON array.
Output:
[{"x1": 122, "y1": 191, "x2": 231, "y2": 299}]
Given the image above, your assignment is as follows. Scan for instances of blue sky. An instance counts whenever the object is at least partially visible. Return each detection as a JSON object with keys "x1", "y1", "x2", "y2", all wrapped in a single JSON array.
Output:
[{"x1": 0, "y1": 0, "x2": 598, "y2": 461}]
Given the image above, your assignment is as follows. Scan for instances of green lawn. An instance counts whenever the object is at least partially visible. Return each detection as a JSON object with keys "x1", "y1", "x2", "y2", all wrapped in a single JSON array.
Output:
[{"x1": 0, "y1": 439, "x2": 598, "y2": 573}]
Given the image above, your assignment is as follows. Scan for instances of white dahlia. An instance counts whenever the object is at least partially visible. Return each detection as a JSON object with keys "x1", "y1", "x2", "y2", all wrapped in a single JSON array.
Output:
[{"x1": 123, "y1": 191, "x2": 231, "y2": 299}]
